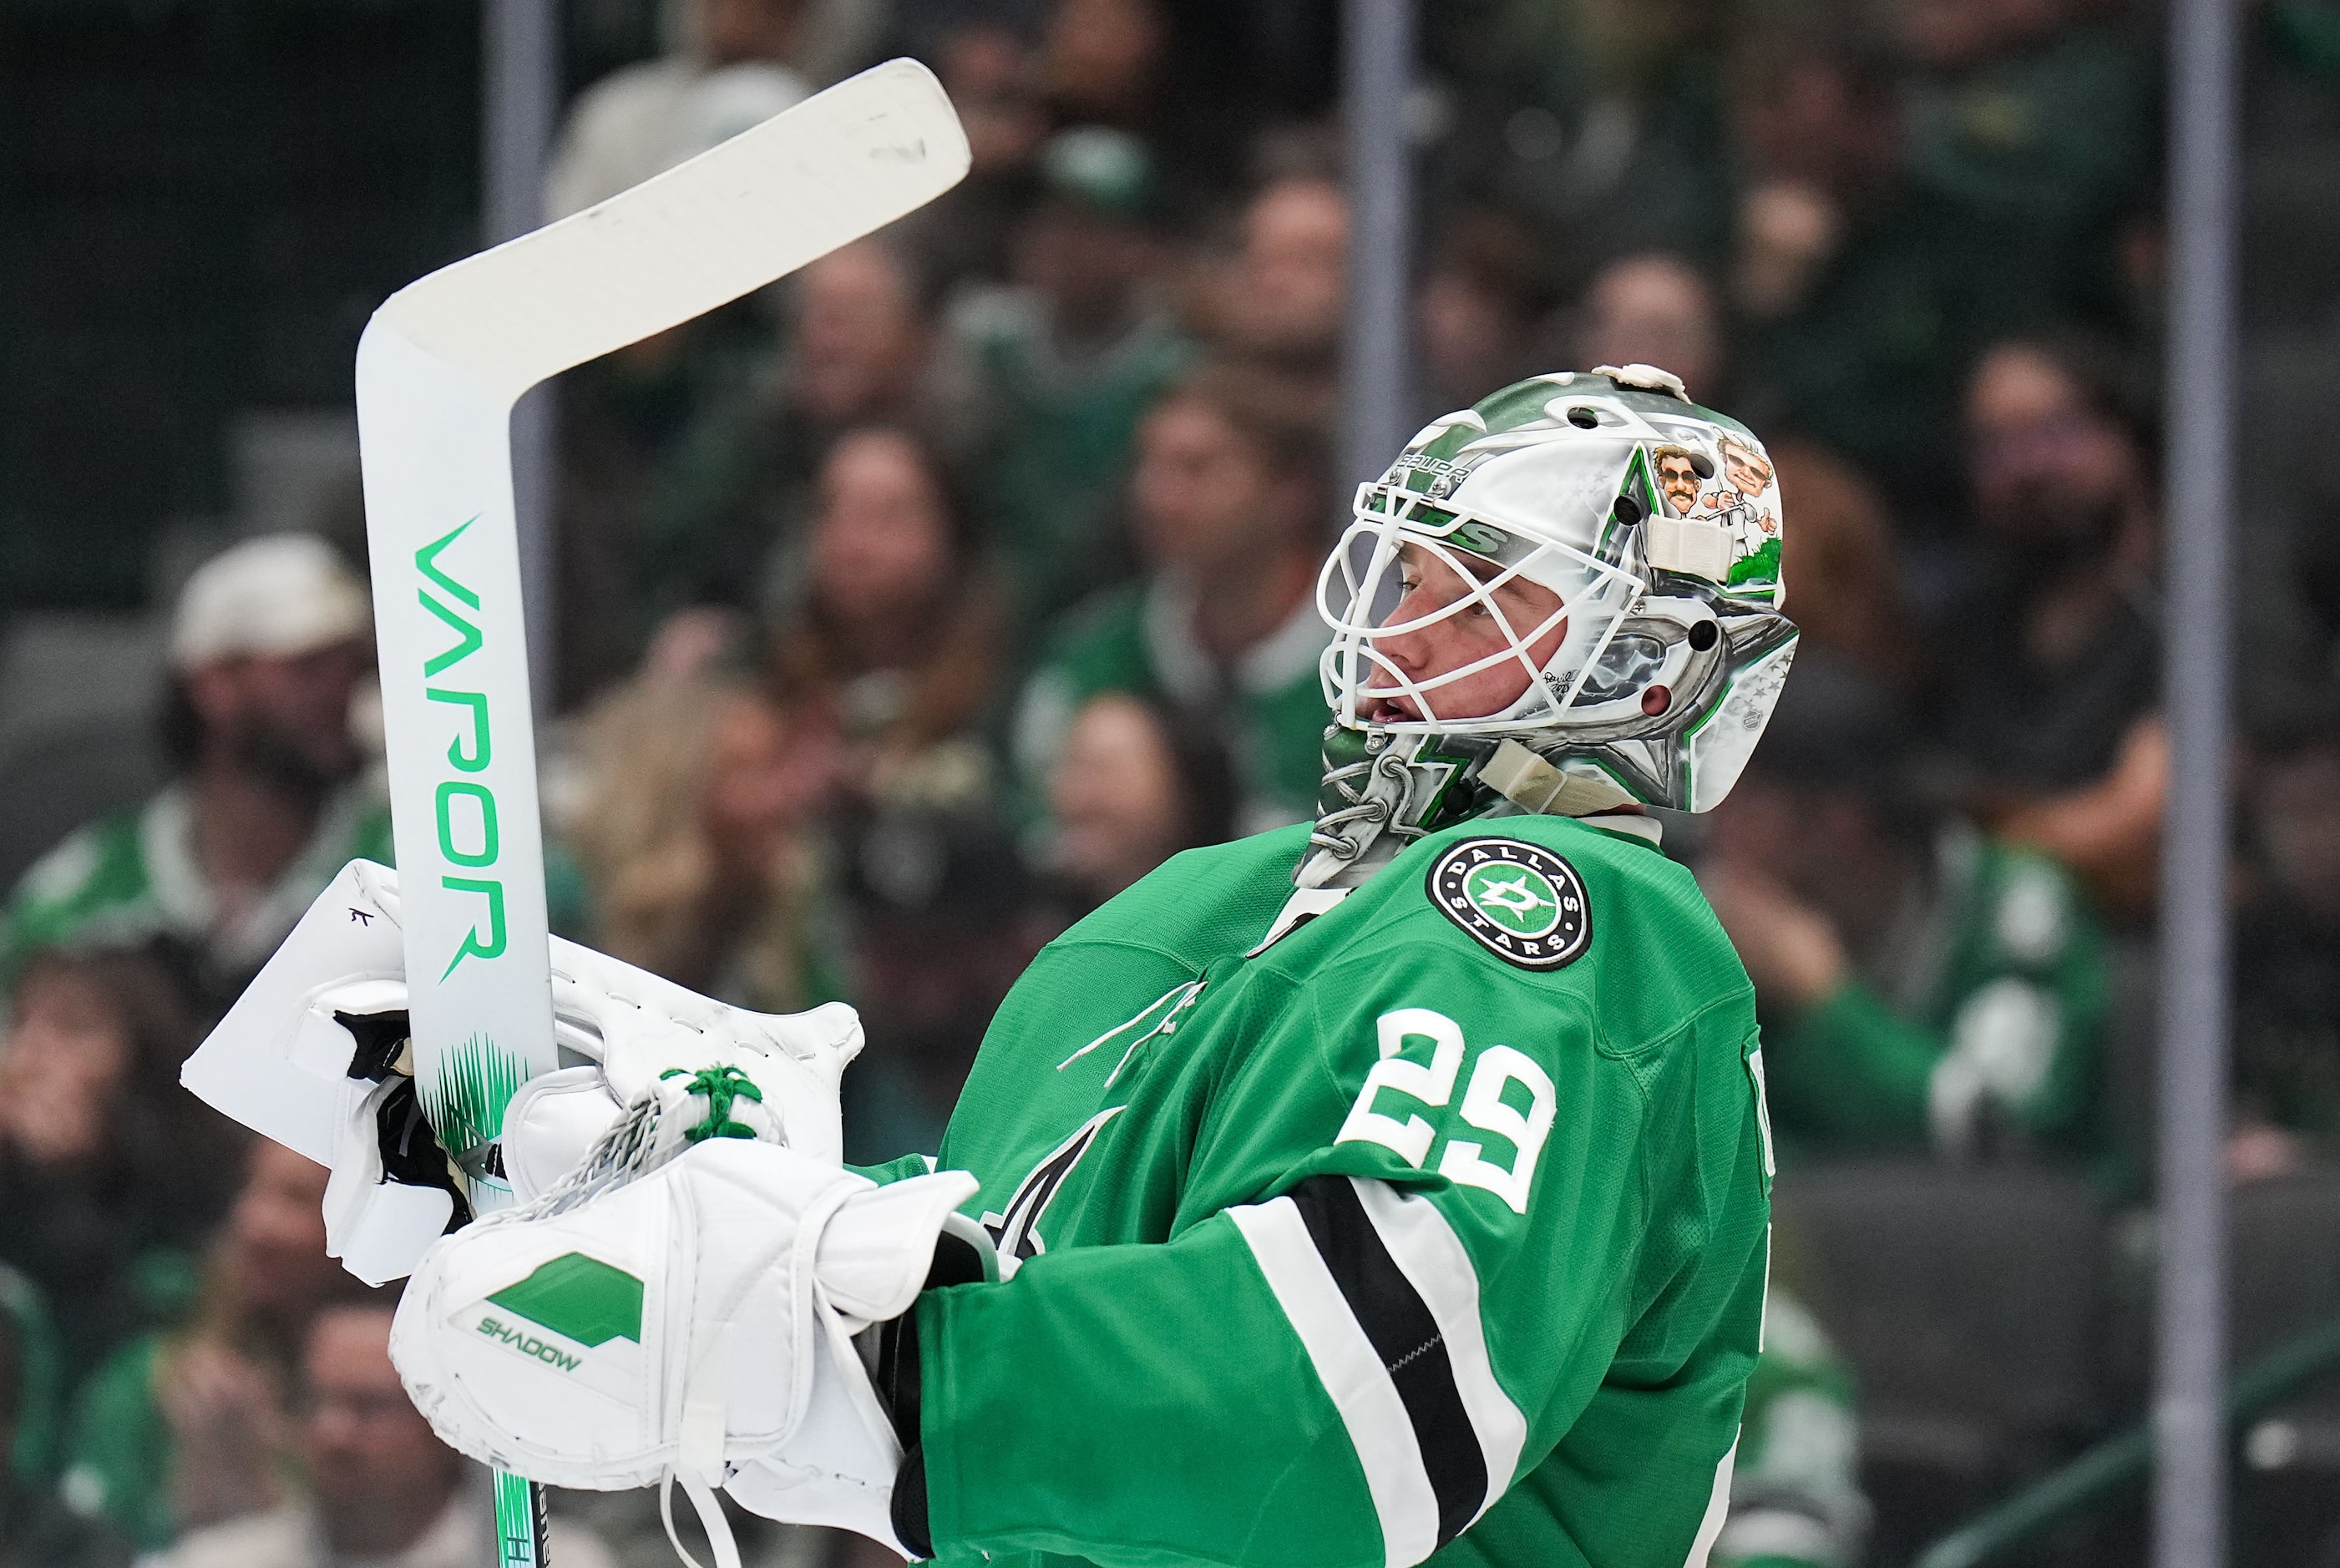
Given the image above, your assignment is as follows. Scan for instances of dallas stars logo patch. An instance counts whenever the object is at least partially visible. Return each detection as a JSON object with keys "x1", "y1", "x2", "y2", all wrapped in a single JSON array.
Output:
[{"x1": 1427, "y1": 838, "x2": 1592, "y2": 971}]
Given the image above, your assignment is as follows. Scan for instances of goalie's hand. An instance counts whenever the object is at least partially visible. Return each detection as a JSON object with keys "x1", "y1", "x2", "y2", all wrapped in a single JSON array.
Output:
[
  {"x1": 183, "y1": 860, "x2": 865, "y2": 1287},
  {"x1": 391, "y1": 1140, "x2": 986, "y2": 1559}
]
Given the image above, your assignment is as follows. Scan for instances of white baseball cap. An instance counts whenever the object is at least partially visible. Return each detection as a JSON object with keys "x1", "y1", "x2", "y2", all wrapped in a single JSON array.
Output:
[{"x1": 170, "y1": 534, "x2": 371, "y2": 670}]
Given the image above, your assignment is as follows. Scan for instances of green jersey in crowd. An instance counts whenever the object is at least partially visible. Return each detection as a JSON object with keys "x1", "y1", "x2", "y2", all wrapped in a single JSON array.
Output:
[
  {"x1": 1015, "y1": 577, "x2": 1333, "y2": 832},
  {"x1": 1760, "y1": 825, "x2": 2108, "y2": 1165},
  {"x1": 864, "y1": 809, "x2": 1774, "y2": 1567},
  {"x1": 949, "y1": 288, "x2": 1193, "y2": 627},
  {"x1": 0, "y1": 783, "x2": 393, "y2": 998},
  {"x1": 1710, "y1": 1292, "x2": 1866, "y2": 1568}
]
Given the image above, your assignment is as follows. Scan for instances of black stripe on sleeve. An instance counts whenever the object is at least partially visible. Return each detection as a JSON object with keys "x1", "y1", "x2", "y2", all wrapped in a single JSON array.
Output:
[{"x1": 1288, "y1": 1175, "x2": 1487, "y2": 1545}]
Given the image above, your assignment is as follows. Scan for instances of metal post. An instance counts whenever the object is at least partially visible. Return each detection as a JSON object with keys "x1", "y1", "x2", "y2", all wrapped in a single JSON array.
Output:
[
  {"x1": 2155, "y1": 0, "x2": 2240, "y2": 1557},
  {"x1": 1341, "y1": 0, "x2": 1413, "y2": 489},
  {"x1": 481, "y1": 4, "x2": 560, "y2": 1550},
  {"x1": 484, "y1": 0, "x2": 560, "y2": 710}
]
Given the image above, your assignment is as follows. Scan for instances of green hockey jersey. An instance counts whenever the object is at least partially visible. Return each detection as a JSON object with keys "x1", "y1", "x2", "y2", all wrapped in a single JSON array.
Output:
[{"x1": 871, "y1": 811, "x2": 1774, "y2": 1568}]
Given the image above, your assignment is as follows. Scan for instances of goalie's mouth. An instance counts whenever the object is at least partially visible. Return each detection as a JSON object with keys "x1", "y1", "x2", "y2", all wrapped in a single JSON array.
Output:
[{"x1": 1365, "y1": 693, "x2": 1423, "y2": 724}]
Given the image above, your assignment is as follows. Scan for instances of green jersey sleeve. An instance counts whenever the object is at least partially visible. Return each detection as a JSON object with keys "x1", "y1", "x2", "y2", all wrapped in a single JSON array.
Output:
[
  {"x1": 916, "y1": 928, "x2": 1770, "y2": 1568},
  {"x1": 1765, "y1": 837, "x2": 2106, "y2": 1159}
]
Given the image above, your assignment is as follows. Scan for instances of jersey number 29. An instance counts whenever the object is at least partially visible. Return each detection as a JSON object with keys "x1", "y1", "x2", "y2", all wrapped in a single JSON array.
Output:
[{"x1": 1335, "y1": 1007, "x2": 1556, "y2": 1214}]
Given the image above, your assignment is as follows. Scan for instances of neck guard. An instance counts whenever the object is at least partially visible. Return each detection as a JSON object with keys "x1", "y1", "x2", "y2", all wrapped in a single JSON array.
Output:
[{"x1": 1294, "y1": 727, "x2": 1643, "y2": 889}]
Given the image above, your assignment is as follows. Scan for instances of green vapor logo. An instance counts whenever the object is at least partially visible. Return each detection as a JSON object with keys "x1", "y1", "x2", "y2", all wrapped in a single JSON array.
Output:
[{"x1": 413, "y1": 518, "x2": 505, "y2": 979}]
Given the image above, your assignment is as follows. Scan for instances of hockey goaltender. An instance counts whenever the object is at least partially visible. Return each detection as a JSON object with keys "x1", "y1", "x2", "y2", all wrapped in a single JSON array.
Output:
[{"x1": 201, "y1": 365, "x2": 1798, "y2": 1568}]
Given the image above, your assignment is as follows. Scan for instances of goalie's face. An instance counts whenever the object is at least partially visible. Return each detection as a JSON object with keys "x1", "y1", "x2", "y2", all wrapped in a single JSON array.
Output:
[
  {"x1": 1319, "y1": 484, "x2": 1646, "y2": 736},
  {"x1": 1359, "y1": 540, "x2": 1568, "y2": 723}
]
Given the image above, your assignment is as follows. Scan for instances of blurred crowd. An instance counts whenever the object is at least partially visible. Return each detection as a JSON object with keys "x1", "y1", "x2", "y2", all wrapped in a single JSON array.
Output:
[{"x1": 4, "y1": 0, "x2": 2339, "y2": 1563}]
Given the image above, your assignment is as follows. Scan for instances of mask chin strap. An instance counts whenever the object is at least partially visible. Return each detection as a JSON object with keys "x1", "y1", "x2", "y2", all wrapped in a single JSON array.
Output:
[
  {"x1": 1298, "y1": 736, "x2": 1413, "y2": 887},
  {"x1": 1296, "y1": 731, "x2": 1495, "y2": 891},
  {"x1": 1476, "y1": 740, "x2": 1639, "y2": 817},
  {"x1": 1295, "y1": 731, "x2": 1646, "y2": 890}
]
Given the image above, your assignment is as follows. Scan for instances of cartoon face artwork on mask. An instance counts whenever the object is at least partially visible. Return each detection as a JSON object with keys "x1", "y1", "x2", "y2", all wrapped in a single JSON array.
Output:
[
  {"x1": 1650, "y1": 445, "x2": 1710, "y2": 519},
  {"x1": 1635, "y1": 432, "x2": 1783, "y2": 603}
]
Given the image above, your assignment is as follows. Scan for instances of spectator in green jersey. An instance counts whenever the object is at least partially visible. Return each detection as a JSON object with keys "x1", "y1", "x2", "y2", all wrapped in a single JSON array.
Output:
[
  {"x1": 0, "y1": 536, "x2": 389, "y2": 1014},
  {"x1": 0, "y1": 1272, "x2": 129, "y2": 1568},
  {"x1": 1714, "y1": 1291, "x2": 1870, "y2": 1568},
  {"x1": 1011, "y1": 360, "x2": 1335, "y2": 833},
  {"x1": 59, "y1": 1140, "x2": 342, "y2": 1551},
  {"x1": 1700, "y1": 695, "x2": 2110, "y2": 1165},
  {"x1": 945, "y1": 124, "x2": 1193, "y2": 626}
]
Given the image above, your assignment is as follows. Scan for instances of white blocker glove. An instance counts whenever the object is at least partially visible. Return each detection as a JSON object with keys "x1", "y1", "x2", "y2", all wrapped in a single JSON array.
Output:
[
  {"x1": 389, "y1": 1139, "x2": 990, "y2": 1563},
  {"x1": 180, "y1": 860, "x2": 865, "y2": 1286}
]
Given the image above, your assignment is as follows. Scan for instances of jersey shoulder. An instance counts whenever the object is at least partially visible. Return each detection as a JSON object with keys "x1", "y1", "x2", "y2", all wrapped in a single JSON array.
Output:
[
  {"x1": 1298, "y1": 812, "x2": 1751, "y2": 1056},
  {"x1": 1051, "y1": 823, "x2": 1313, "y2": 964}
]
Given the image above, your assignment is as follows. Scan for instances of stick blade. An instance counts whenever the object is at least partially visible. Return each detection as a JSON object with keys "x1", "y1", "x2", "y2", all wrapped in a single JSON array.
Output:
[{"x1": 373, "y1": 57, "x2": 969, "y2": 399}]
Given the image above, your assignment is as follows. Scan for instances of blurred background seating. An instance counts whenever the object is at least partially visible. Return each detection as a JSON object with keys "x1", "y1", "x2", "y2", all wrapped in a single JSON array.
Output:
[{"x1": 4, "y1": 0, "x2": 2340, "y2": 1560}]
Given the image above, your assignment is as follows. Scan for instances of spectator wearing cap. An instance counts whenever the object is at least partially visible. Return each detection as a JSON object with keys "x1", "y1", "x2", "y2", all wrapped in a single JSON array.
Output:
[
  {"x1": 0, "y1": 536, "x2": 388, "y2": 1011},
  {"x1": 1012, "y1": 361, "x2": 1335, "y2": 836},
  {"x1": 943, "y1": 124, "x2": 1194, "y2": 630}
]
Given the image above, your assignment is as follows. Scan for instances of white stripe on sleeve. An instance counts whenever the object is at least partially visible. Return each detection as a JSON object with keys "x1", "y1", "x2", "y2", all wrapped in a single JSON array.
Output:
[
  {"x1": 1228, "y1": 1196, "x2": 1442, "y2": 1568},
  {"x1": 1348, "y1": 1178, "x2": 1529, "y2": 1523},
  {"x1": 1682, "y1": 1439, "x2": 1739, "y2": 1567}
]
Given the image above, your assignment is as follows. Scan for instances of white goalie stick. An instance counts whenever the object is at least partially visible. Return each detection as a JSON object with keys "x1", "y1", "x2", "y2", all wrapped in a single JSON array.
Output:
[{"x1": 352, "y1": 58, "x2": 967, "y2": 1564}]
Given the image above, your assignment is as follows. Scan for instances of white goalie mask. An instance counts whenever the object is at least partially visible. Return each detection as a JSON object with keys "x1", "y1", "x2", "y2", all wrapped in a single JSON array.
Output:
[{"x1": 1315, "y1": 365, "x2": 1800, "y2": 817}]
